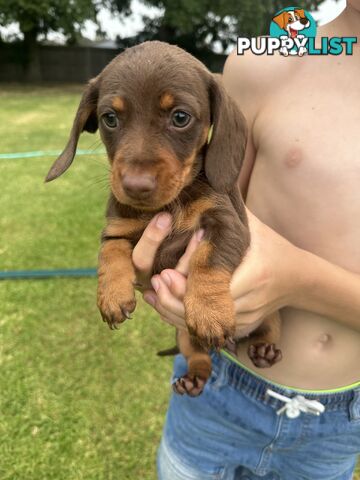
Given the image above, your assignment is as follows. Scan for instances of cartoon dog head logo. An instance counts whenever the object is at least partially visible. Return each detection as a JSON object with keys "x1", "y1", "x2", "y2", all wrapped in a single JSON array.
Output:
[
  {"x1": 272, "y1": 8, "x2": 310, "y2": 39},
  {"x1": 270, "y1": 7, "x2": 316, "y2": 56}
]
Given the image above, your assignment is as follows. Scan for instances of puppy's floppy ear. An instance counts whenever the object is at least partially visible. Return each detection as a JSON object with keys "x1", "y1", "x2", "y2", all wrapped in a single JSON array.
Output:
[
  {"x1": 272, "y1": 12, "x2": 287, "y2": 30},
  {"x1": 45, "y1": 77, "x2": 99, "y2": 182},
  {"x1": 205, "y1": 76, "x2": 247, "y2": 193}
]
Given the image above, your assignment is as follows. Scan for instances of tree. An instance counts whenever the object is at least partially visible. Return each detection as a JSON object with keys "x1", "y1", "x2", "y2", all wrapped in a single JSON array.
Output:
[
  {"x1": 0, "y1": 0, "x2": 131, "y2": 81},
  {"x1": 119, "y1": 0, "x2": 321, "y2": 59}
]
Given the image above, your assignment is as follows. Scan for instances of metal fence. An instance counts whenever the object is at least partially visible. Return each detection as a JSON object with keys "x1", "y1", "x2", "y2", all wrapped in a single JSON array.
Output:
[{"x1": 0, "y1": 44, "x2": 226, "y2": 82}]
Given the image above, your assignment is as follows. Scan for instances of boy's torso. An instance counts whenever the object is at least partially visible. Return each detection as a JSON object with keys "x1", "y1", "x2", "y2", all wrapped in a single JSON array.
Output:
[{"x1": 234, "y1": 45, "x2": 360, "y2": 389}]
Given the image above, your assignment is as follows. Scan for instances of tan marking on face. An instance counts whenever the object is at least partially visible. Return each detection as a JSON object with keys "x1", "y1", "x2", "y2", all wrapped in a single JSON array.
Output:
[
  {"x1": 145, "y1": 146, "x2": 186, "y2": 207},
  {"x1": 174, "y1": 197, "x2": 214, "y2": 233},
  {"x1": 110, "y1": 143, "x2": 199, "y2": 210},
  {"x1": 104, "y1": 218, "x2": 148, "y2": 238},
  {"x1": 110, "y1": 145, "x2": 183, "y2": 210},
  {"x1": 112, "y1": 96, "x2": 125, "y2": 111},
  {"x1": 159, "y1": 92, "x2": 175, "y2": 110},
  {"x1": 180, "y1": 149, "x2": 198, "y2": 186}
]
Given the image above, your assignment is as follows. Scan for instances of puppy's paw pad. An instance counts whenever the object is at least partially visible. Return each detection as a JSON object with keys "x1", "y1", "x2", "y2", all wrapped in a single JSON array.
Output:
[
  {"x1": 248, "y1": 342, "x2": 282, "y2": 368},
  {"x1": 172, "y1": 374, "x2": 206, "y2": 397}
]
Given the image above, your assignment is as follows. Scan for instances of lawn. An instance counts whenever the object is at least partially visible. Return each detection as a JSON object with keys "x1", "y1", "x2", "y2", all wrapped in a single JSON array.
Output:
[
  {"x1": 0, "y1": 85, "x2": 174, "y2": 479},
  {"x1": 0, "y1": 85, "x2": 359, "y2": 480}
]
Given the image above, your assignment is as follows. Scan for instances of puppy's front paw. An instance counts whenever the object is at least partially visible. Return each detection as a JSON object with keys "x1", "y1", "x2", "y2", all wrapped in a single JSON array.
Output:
[
  {"x1": 185, "y1": 290, "x2": 235, "y2": 350},
  {"x1": 97, "y1": 280, "x2": 136, "y2": 330}
]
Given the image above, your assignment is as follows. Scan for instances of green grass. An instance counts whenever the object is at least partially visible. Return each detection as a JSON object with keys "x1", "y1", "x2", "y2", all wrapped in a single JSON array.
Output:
[
  {"x1": 0, "y1": 85, "x2": 359, "y2": 480},
  {"x1": 0, "y1": 85, "x2": 174, "y2": 479}
]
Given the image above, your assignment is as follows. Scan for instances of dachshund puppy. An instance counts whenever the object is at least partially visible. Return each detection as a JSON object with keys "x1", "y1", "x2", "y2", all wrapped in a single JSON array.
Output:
[{"x1": 46, "y1": 41, "x2": 282, "y2": 396}]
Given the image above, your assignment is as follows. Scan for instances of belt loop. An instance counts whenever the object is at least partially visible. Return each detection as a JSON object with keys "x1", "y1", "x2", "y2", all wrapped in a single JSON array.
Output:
[
  {"x1": 212, "y1": 353, "x2": 229, "y2": 390},
  {"x1": 349, "y1": 388, "x2": 360, "y2": 423}
]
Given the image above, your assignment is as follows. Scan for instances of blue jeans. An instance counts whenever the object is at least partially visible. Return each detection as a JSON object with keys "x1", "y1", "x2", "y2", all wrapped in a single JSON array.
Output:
[{"x1": 157, "y1": 352, "x2": 360, "y2": 479}]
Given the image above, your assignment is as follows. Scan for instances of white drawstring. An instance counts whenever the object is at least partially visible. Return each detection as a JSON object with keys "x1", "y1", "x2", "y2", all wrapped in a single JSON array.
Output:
[{"x1": 266, "y1": 389, "x2": 325, "y2": 418}]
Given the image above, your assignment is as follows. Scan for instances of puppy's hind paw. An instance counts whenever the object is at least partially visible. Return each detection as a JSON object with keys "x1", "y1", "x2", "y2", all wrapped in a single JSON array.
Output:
[
  {"x1": 172, "y1": 374, "x2": 206, "y2": 397},
  {"x1": 248, "y1": 342, "x2": 282, "y2": 368}
]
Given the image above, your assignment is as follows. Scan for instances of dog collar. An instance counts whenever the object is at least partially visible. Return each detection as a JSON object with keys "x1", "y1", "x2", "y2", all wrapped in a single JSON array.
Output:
[{"x1": 207, "y1": 124, "x2": 214, "y2": 144}]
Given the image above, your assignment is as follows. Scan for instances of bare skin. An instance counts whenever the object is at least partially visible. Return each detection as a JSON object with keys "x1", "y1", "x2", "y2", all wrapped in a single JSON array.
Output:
[{"x1": 134, "y1": 3, "x2": 360, "y2": 390}]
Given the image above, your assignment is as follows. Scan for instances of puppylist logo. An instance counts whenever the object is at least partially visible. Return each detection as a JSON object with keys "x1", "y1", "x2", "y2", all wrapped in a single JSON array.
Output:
[{"x1": 237, "y1": 6, "x2": 357, "y2": 56}]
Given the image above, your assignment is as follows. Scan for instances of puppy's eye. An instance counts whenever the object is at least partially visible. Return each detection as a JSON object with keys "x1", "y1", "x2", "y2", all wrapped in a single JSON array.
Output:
[
  {"x1": 172, "y1": 110, "x2": 191, "y2": 128},
  {"x1": 288, "y1": 17, "x2": 293, "y2": 23},
  {"x1": 102, "y1": 112, "x2": 118, "y2": 128}
]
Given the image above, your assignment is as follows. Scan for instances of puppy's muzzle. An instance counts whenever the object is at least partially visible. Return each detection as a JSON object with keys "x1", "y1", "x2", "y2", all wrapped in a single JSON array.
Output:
[{"x1": 122, "y1": 173, "x2": 157, "y2": 200}]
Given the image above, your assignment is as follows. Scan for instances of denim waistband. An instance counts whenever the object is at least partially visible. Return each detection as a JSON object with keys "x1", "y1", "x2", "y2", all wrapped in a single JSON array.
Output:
[{"x1": 211, "y1": 351, "x2": 360, "y2": 418}]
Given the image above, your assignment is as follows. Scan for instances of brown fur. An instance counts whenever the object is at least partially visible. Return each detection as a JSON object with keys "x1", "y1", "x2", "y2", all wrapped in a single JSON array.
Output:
[
  {"x1": 46, "y1": 41, "x2": 282, "y2": 395},
  {"x1": 185, "y1": 246, "x2": 235, "y2": 349},
  {"x1": 97, "y1": 239, "x2": 136, "y2": 327},
  {"x1": 104, "y1": 217, "x2": 148, "y2": 239},
  {"x1": 173, "y1": 197, "x2": 215, "y2": 233}
]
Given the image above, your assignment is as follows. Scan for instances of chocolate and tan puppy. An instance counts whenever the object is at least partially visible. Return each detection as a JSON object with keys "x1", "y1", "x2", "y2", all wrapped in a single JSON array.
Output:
[{"x1": 46, "y1": 41, "x2": 281, "y2": 396}]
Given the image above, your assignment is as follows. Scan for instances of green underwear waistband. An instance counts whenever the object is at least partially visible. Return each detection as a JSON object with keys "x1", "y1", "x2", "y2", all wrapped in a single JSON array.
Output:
[{"x1": 221, "y1": 349, "x2": 360, "y2": 395}]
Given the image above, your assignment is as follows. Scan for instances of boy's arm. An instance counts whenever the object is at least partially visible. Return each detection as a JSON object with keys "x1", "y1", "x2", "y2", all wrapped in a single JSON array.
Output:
[
  {"x1": 230, "y1": 210, "x2": 360, "y2": 334},
  {"x1": 293, "y1": 248, "x2": 360, "y2": 330}
]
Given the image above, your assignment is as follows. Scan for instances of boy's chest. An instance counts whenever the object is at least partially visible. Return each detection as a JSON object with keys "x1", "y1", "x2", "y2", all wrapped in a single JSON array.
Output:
[
  {"x1": 248, "y1": 55, "x2": 360, "y2": 268},
  {"x1": 254, "y1": 55, "x2": 360, "y2": 190}
]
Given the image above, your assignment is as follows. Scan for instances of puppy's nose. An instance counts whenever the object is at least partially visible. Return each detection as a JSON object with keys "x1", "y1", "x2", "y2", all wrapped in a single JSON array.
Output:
[
  {"x1": 300, "y1": 17, "x2": 308, "y2": 25},
  {"x1": 122, "y1": 173, "x2": 156, "y2": 199}
]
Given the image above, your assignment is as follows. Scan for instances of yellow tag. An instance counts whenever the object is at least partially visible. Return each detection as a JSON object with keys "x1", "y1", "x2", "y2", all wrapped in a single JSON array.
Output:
[{"x1": 207, "y1": 124, "x2": 214, "y2": 144}]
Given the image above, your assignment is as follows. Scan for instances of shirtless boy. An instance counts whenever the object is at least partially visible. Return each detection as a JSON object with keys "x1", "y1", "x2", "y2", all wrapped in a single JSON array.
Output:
[{"x1": 132, "y1": 2, "x2": 360, "y2": 478}]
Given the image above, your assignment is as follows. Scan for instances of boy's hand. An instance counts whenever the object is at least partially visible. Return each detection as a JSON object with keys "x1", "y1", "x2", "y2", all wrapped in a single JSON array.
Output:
[
  {"x1": 137, "y1": 209, "x2": 304, "y2": 335},
  {"x1": 230, "y1": 209, "x2": 303, "y2": 334},
  {"x1": 132, "y1": 213, "x2": 172, "y2": 290},
  {"x1": 132, "y1": 213, "x2": 203, "y2": 330}
]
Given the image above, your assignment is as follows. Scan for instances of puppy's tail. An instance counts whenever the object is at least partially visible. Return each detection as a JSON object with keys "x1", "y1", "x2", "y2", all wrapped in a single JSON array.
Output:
[{"x1": 157, "y1": 345, "x2": 180, "y2": 356}]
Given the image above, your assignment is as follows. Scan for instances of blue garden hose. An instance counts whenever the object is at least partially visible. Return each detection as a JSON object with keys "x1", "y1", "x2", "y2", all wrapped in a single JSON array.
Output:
[
  {"x1": 1, "y1": 149, "x2": 105, "y2": 280},
  {"x1": 0, "y1": 269, "x2": 97, "y2": 280},
  {"x1": 0, "y1": 149, "x2": 105, "y2": 160}
]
